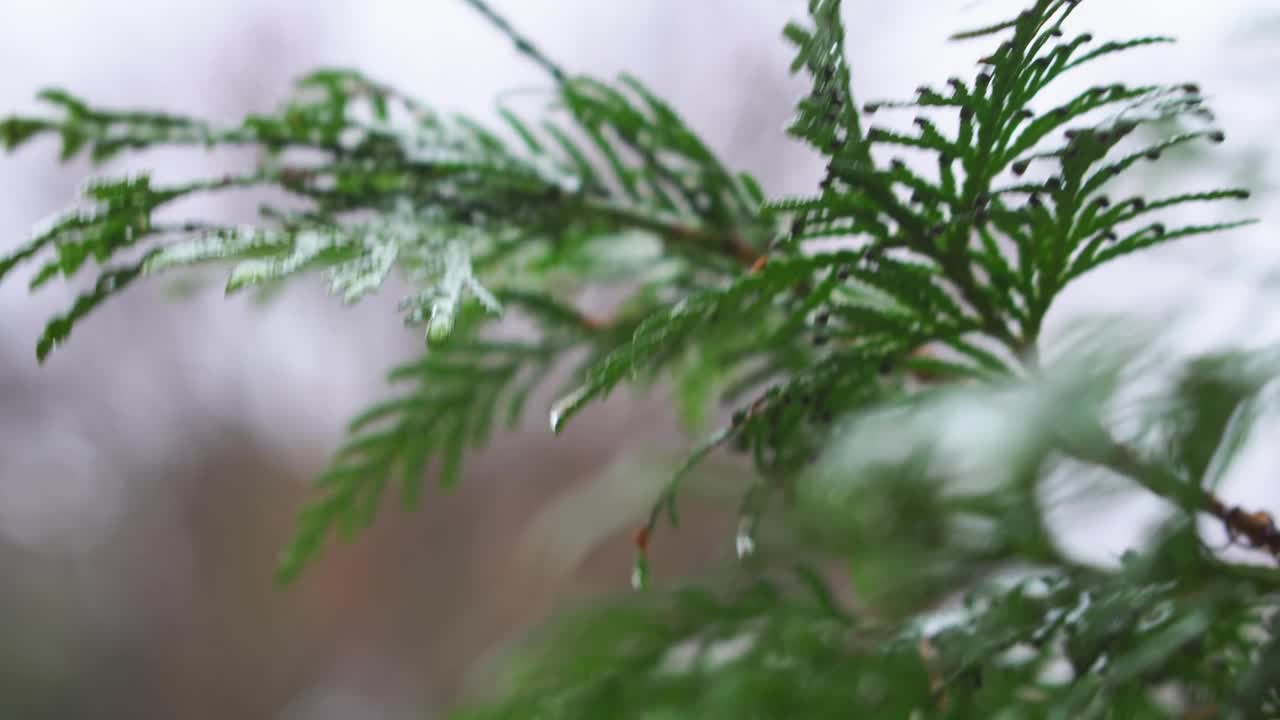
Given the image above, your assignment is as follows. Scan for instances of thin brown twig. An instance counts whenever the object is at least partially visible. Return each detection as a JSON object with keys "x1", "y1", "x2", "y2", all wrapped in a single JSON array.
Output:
[
  {"x1": 1205, "y1": 495, "x2": 1280, "y2": 557},
  {"x1": 1073, "y1": 438, "x2": 1280, "y2": 564}
]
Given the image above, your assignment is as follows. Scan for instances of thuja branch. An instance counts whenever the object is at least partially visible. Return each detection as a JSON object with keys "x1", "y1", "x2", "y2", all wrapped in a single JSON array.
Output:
[
  {"x1": 1065, "y1": 431, "x2": 1280, "y2": 564},
  {"x1": 460, "y1": 0, "x2": 569, "y2": 83},
  {"x1": 579, "y1": 197, "x2": 762, "y2": 269}
]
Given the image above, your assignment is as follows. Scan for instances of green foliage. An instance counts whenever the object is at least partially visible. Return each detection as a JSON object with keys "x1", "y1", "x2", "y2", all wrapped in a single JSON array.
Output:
[
  {"x1": 456, "y1": 524, "x2": 1280, "y2": 719},
  {"x1": 3, "y1": 0, "x2": 1278, "y2": 715}
]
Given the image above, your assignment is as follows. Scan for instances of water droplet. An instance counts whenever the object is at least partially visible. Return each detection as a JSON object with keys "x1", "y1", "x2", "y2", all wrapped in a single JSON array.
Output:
[
  {"x1": 548, "y1": 384, "x2": 591, "y2": 434},
  {"x1": 736, "y1": 518, "x2": 756, "y2": 559},
  {"x1": 630, "y1": 555, "x2": 649, "y2": 591}
]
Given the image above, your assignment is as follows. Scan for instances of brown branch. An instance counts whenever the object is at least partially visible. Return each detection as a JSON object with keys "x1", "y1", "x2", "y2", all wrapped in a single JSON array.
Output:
[
  {"x1": 1070, "y1": 437, "x2": 1280, "y2": 564},
  {"x1": 1205, "y1": 495, "x2": 1280, "y2": 557},
  {"x1": 583, "y1": 199, "x2": 762, "y2": 269}
]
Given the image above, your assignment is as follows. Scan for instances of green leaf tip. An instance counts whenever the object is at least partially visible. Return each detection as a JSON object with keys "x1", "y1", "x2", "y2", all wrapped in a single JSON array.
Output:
[{"x1": 548, "y1": 384, "x2": 593, "y2": 434}]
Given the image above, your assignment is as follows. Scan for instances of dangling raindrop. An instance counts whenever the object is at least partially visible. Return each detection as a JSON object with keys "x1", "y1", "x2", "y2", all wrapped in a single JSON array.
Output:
[
  {"x1": 736, "y1": 516, "x2": 756, "y2": 559},
  {"x1": 630, "y1": 553, "x2": 649, "y2": 591},
  {"x1": 548, "y1": 384, "x2": 591, "y2": 434}
]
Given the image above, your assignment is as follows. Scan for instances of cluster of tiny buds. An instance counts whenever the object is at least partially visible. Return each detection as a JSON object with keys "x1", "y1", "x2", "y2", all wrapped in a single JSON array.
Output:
[
  {"x1": 817, "y1": 79, "x2": 848, "y2": 191},
  {"x1": 727, "y1": 387, "x2": 835, "y2": 457}
]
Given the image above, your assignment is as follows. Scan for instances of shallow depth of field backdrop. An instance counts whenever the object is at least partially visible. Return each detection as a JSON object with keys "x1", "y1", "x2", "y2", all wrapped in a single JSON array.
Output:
[{"x1": 0, "y1": 1, "x2": 1277, "y2": 717}]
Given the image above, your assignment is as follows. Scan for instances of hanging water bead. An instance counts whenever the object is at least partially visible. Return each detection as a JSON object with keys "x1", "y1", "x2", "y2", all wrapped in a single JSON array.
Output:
[
  {"x1": 735, "y1": 516, "x2": 756, "y2": 559},
  {"x1": 630, "y1": 553, "x2": 649, "y2": 591}
]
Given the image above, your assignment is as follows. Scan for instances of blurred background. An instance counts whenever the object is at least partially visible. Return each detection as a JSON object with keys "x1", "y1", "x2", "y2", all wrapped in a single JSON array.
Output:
[{"x1": 0, "y1": 1, "x2": 1277, "y2": 717}]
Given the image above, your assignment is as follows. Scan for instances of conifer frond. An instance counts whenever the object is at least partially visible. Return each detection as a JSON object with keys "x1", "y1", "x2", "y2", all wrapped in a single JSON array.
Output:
[
  {"x1": 4, "y1": 2, "x2": 1278, "y2": 711},
  {"x1": 456, "y1": 522, "x2": 1280, "y2": 719},
  {"x1": 1, "y1": 0, "x2": 1257, "y2": 578},
  {"x1": 458, "y1": 339, "x2": 1280, "y2": 718},
  {"x1": 770, "y1": 0, "x2": 1252, "y2": 355},
  {"x1": 276, "y1": 335, "x2": 562, "y2": 583}
]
